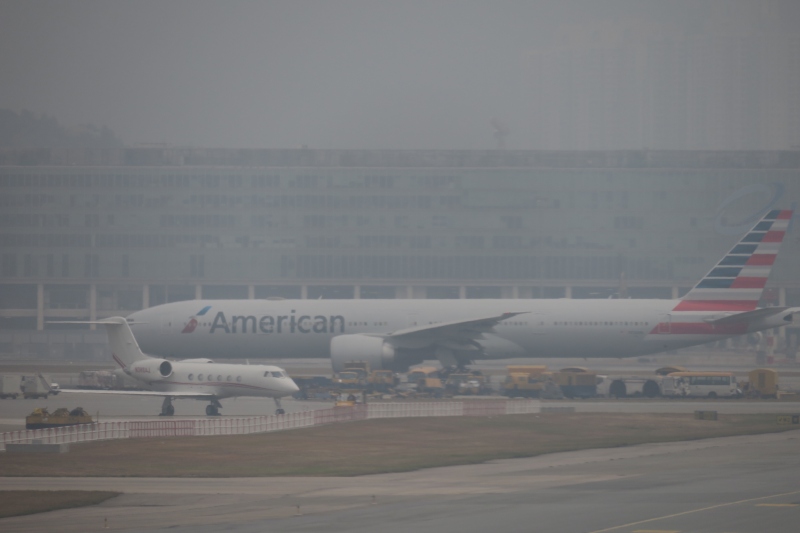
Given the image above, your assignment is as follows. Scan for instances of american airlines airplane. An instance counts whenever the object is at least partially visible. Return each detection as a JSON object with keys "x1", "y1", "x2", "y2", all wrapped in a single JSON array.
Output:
[
  {"x1": 59, "y1": 317, "x2": 299, "y2": 416},
  {"x1": 128, "y1": 209, "x2": 798, "y2": 373}
]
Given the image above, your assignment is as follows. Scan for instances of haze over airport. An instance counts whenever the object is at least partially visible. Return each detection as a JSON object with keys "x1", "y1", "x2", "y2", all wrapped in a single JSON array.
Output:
[{"x1": 2, "y1": 0, "x2": 800, "y2": 151}]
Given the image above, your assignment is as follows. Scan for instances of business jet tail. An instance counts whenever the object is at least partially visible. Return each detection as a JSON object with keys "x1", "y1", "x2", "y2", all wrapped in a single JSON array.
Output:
[
  {"x1": 48, "y1": 317, "x2": 150, "y2": 370},
  {"x1": 675, "y1": 209, "x2": 792, "y2": 312}
]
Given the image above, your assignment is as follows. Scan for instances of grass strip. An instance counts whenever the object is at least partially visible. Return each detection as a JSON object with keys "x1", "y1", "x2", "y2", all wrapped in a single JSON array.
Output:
[
  {"x1": 0, "y1": 413, "x2": 794, "y2": 477},
  {"x1": 0, "y1": 490, "x2": 120, "y2": 518}
]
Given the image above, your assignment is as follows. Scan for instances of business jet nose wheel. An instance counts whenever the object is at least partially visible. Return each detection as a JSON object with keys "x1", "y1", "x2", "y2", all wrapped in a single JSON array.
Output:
[{"x1": 274, "y1": 398, "x2": 285, "y2": 415}]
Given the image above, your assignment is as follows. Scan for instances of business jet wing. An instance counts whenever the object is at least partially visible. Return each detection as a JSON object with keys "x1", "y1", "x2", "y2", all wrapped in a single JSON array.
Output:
[
  {"x1": 383, "y1": 311, "x2": 527, "y2": 343},
  {"x1": 59, "y1": 389, "x2": 216, "y2": 400}
]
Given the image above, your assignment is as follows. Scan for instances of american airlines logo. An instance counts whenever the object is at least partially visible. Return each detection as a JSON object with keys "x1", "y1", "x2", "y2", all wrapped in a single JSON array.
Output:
[
  {"x1": 182, "y1": 306, "x2": 346, "y2": 334},
  {"x1": 208, "y1": 311, "x2": 346, "y2": 334},
  {"x1": 182, "y1": 305, "x2": 212, "y2": 333}
]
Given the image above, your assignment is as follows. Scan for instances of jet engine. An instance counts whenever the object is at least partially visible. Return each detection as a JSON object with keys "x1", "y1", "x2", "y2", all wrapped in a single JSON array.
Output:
[
  {"x1": 330, "y1": 334, "x2": 397, "y2": 372},
  {"x1": 129, "y1": 358, "x2": 174, "y2": 382}
]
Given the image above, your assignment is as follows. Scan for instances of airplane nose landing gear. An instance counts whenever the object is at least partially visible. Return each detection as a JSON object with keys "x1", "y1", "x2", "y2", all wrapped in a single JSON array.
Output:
[{"x1": 274, "y1": 397, "x2": 285, "y2": 415}]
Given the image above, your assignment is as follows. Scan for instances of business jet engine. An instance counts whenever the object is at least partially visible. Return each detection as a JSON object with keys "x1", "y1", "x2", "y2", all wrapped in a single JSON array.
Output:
[
  {"x1": 129, "y1": 358, "x2": 174, "y2": 382},
  {"x1": 330, "y1": 334, "x2": 399, "y2": 373}
]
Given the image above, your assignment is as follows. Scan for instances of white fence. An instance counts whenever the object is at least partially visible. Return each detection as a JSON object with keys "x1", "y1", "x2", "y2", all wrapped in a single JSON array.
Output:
[{"x1": 0, "y1": 400, "x2": 539, "y2": 451}]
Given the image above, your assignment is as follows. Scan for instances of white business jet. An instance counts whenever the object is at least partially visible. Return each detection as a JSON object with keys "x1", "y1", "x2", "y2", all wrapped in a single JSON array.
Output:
[{"x1": 57, "y1": 316, "x2": 299, "y2": 416}]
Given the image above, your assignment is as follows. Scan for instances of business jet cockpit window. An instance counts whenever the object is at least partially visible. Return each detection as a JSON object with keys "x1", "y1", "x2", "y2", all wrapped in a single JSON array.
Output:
[{"x1": 267, "y1": 371, "x2": 286, "y2": 378}]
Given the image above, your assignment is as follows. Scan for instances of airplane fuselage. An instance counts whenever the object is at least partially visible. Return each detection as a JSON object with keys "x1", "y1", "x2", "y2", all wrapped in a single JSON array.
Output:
[
  {"x1": 127, "y1": 298, "x2": 779, "y2": 362},
  {"x1": 133, "y1": 361, "x2": 296, "y2": 400}
]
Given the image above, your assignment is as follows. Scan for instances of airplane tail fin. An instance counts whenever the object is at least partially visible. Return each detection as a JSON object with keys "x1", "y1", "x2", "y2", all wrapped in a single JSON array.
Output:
[
  {"x1": 101, "y1": 317, "x2": 151, "y2": 370},
  {"x1": 48, "y1": 317, "x2": 150, "y2": 369},
  {"x1": 675, "y1": 209, "x2": 792, "y2": 312}
]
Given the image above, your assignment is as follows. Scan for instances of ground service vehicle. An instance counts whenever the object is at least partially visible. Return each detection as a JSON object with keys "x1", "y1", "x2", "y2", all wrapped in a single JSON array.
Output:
[
  {"x1": 742, "y1": 368, "x2": 779, "y2": 398},
  {"x1": 552, "y1": 368, "x2": 597, "y2": 398},
  {"x1": 445, "y1": 372, "x2": 492, "y2": 396},
  {"x1": 334, "y1": 371, "x2": 365, "y2": 389},
  {"x1": 0, "y1": 375, "x2": 20, "y2": 399},
  {"x1": 342, "y1": 361, "x2": 370, "y2": 379},
  {"x1": 662, "y1": 371, "x2": 740, "y2": 399},
  {"x1": 416, "y1": 377, "x2": 445, "y2": 397},
  {"x1": 21, "y1": 374, "x2": 59, "y2": 399},
  {"x1": 78, "y1": 370, "x2": 120, "y2": 390},
  {"x1": 25, "y1": 407, "x2": 93, "y2": 430},
  {"x1": 334, "y1": 361, "x2": 372, "y2": 389},
  {"x1": 407, "y1": 366, "x2": 440, "y2": 383},
  {"x1": 606, "y1": 376, "x2": 659, "y2": 398},
  {"x1": 406, "y1": 367, "x2": 444, "y2": 397},
  {"x1": 367, "y1": 369, "x2": 398, "y2": 392},
  {"x1": 293, "y1": 376, "x2": 334, "y2": 399},
  {"x1": 502, "y1": 366, "x2": 548, "y2": 398}
]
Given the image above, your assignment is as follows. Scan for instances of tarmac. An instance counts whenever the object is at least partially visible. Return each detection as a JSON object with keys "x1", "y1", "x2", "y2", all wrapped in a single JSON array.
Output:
[
  {"x1": 1, "y1": 429, "x2": 798, "y2": 533},
  {"x1": 2, "y1": 353, "x2": 800, "y2": 532}
]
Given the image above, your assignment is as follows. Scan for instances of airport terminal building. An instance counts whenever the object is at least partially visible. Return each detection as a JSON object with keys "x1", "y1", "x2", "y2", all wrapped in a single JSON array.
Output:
[{"x1": 1, "y1": 148, "x2": 800, "y2": 359}]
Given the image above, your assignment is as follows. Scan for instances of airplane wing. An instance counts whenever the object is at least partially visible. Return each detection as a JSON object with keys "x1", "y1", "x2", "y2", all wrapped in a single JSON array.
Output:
[
  {"x1": 705, "y1": 307, "x2": 800, "y2": 325},
  {"x1": 59, "y1": 389, "x2": 215, "y2": 400},
  {"x1": 381, "y1": 312, "x2": 527, "y2": 346}
]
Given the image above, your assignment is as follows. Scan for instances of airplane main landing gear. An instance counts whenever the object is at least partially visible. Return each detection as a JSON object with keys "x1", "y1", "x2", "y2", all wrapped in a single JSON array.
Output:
[
  {"x1": 274, "y1": 397, "x2": 285, "y2": 415},
  {"x1": 160, "y1": 397, "x2": 175, "y2": 416},
  {"x1": 206, "y1": 398, "x2": 222, "y2": 416}
]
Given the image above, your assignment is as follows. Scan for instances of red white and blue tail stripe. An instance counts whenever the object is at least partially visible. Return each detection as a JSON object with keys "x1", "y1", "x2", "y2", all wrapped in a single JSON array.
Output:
[{"x1": 674, "y1": 209, "x2": 792, "y2": 312}]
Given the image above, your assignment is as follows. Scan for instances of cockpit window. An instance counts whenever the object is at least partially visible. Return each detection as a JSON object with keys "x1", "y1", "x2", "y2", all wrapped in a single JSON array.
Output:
[{"x1": 270, "y1": 371, "x2": 285, "y2": 378}]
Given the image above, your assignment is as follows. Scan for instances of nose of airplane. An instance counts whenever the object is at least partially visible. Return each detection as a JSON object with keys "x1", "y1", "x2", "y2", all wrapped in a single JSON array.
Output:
[{"x1": 285, "y1": 378, "x2": 300, "y2": 395}]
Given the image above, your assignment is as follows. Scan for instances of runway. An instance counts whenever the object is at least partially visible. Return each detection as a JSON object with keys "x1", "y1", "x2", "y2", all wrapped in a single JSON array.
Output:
[{"x1": 1, "y1": 430, "x2": 798, "y2": 532}]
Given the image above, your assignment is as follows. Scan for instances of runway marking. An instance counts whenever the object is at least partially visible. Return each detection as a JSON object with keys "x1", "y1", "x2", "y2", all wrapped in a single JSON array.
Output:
[
  {"x1": 755, "y1": 503, "x2": 797, "y2": 507},
  {"x1": 588, "y1": 489, "x2": 800, "y2": 533}
]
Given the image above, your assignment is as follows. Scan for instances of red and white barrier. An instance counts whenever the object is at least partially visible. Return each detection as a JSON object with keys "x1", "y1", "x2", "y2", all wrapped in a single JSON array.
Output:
[{"x1": 0, "y1": 400, "x2": 538, "y2": 451}]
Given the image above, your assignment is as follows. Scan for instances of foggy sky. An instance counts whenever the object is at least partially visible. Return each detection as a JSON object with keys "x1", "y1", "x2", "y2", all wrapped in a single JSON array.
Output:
[{"x1": 2, "y1": 1, "x2": 799, "y2": 150}]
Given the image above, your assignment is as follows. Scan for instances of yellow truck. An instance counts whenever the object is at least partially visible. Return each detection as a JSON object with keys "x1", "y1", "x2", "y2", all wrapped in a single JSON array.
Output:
[
  {"x1": 551, "y1": 368, "x2": 597, "y2": 398},
  {"x1": 502, "y1": 365, "x2": 549, "y2": 398},
  {"x1": 406, "y1": 366, "x2": 444, "y2": 398},
  {"x1": 335, "y1": 361, "x2": 385, "y2": 390},
  {"x1": 367, "y1": 369, "x2": 398, "y2": 392},
  {"x1": 334, "y1": 371, "x2": 365, "y2": 389},
  {"x1": 25, "y1": 407, "x2": 93, "y2": 430},
  {"x1": 741, "y1": 368, "x2": 779, "y2": 398}
]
